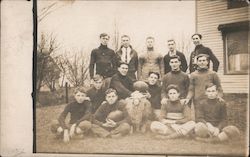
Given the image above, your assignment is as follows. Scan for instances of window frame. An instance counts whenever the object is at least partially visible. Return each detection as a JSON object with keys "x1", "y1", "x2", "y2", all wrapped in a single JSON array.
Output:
[
  {"x1": 218, "y1": 21, "x2": 249, "y2": 75},
  {"x1": 227, "y1": 0, "x2": 249, "y2": 9}
]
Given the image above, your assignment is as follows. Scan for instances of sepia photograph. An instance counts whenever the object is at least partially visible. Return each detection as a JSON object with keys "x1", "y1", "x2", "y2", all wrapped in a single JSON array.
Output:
[{"x1": 34, "y1": 0, "x2": 249, "y2": 156}]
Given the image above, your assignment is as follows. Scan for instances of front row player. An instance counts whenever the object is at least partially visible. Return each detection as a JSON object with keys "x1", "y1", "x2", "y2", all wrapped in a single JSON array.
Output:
[
  {"x1": 50, "y1": 87, "x2": 92, "y2": 142},
  {"x1": 91, "y1": 88, "x2": 131, "y2": 138},
  {"x1": 150, "y1": 84, "x2": 196, "y2": 139},
  {"x1": 194, "y1": 83, "x2": 240, "y2": 142}
]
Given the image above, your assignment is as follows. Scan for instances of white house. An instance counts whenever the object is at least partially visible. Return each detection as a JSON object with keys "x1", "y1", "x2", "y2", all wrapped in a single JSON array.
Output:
[{"x1": 195, "y1": 0, "x2": 249, "y2": 93}]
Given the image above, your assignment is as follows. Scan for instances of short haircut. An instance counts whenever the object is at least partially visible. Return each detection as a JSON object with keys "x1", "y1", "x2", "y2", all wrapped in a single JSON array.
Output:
[
  {"x1": 93, "y1": 74, "x2": 104, "y2": 82},
  {"x1": 74, "y1": 87, "x2": 86, "y2": 94},
  {"x1": 118, "y1": 61, "x2": 129, "y2": 68},
  {"x1": 148, "y1": 71, "x2": 160, "y2": 79},
  {"x1": 100, "y1": 33, "x2": 109, "y2": 38},
  {"x1": 192, "y1": 33, "x2": 202, "y2": 39},
  {"x1": 146, "y1": 36, "x2": 155, "y2": 41},
  {"x1": 105, "y1": 88, "x2": 117, "y2": 96},
  {"x1": 167, "y1": 39, "x2": 175, "y2": 43},
  {"x1": 197, "y1": 54, "x2": 210, "y2": 61},
  {"x1": 121, "y1": 35, "x2": 130, "y2": 39},
  {"x1": 166, "y1": 84, "x2": 180, "y2": 94},
  {"x1": 205, "y1": 83, "x2": 217, "y2": 90},
  {"x1": 169, "y1": 55, "x2": 181, "y2": 61}
]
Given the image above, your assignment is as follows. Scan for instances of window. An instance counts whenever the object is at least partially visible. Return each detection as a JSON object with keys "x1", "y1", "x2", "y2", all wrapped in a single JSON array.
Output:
[
  {"x1": 227, "y1": 0, "x2": 249, "y2": 9},
  {"x1": 218, "y1": 21, "x2": 249, "y2": 74},
  {"x1": 225, "y1": 31, "x2": 248, "y2": 74}
]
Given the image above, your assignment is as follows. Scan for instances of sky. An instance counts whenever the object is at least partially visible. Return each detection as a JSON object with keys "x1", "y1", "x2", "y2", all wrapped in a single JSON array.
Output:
[{"x1": 38, "y1": 0, "x2": 195, "y2": 56}]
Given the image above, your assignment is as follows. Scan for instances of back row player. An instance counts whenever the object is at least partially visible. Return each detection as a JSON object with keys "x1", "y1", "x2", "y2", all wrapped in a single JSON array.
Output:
[{"x1": 89, "y1": 33, "x2": 220, "y2": 81}]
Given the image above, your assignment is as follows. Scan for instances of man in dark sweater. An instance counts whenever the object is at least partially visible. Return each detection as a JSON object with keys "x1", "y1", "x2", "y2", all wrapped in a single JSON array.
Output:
[
  {"x1": 184, "y1": 54, "x2": 223, "y2": 119},
  {"x1": 194, "y1": 83, "x2": 240, "y2": 142},
  {"x1": 50, "y1": 87, "x2": 92, "y2": 142},
  {"x1": 116, "y1": 35, "x2": 138, "y2": 82},
  {"x1": 163, "y1": 39, "x2": 188, "y2": 74},
  {"x1": 91, "y1": 88, "x2": 130, "y2": 138},
  {"x1": 110, "y1": 62, "x2": 134, "y2": 99},
  {"x1": 161, "y1": 55, "x2": 189, "y2": 106},
  {"x1": 189, "y1": 33, "x2": 220, "y2": 73},
  {"x1": 89, "y1": 33, "x2": 117, "y2": 79},
  {"x1": 86, "y1": 74, "x2": 107, "y2": 113},
  {"x1": 146, "y1": 72, "x2": 162, "y2": 120}
]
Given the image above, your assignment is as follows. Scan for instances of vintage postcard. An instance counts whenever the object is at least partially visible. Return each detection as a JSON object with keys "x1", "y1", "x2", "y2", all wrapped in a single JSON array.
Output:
[{"x1": 1, "y1": 0, "x2": 249, "y2": 156}]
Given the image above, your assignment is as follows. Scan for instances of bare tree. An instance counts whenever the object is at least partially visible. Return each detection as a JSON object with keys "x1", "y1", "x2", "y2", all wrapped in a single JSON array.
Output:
[
  {"x1": 38, "y1": 0, "x2": 75, "y2": 22},
  {"x1": 37, "y1": 32, "x2": 61, "y2": 95},
  {"x1": 60, "y1": 49, "x2": 89, "y2": 87},
  {"x1": 112, "y1": 18, "x2": 120, "y2": 51}
]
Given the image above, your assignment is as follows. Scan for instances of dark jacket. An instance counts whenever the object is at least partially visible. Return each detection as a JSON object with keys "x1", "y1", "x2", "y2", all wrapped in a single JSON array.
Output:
[
  {"x1": 89, "y1": 44, "x2": 116, "y2": 79},
  {"x1": 116, "y1": 46, "x2": 138, "y2": 81},
  {"x1": 58, "y1": 101, "x2": 92, "y2": 129},
  {"x1": 147, "y1": 82, "x2": 162, "y2": 109},
  {"x1": 189, "y1": 44, "x2": 220, "y2": 73},
  {"x1": 196, "y1": 98, "x2": 228, "y2": 130},
  {"x1": 110, "y1": 73, "x2": 134, "y2": 99},
  {"x1": 163, "y1": 51, "x2": 188, "y2": 74},
  {"x1": 86, "y1": 87, "x2": 106, "y2": 113}
]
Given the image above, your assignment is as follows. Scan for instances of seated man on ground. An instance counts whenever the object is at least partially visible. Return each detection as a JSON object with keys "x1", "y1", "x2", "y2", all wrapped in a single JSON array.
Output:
[
  {"x1": 50, "y1": 87, "x2": 92, "y2": 142},
  {"x1": 194, "y1": 83, "x2": 240, "y2": 143},
  {"x1": 150, "y1": 84, "x2": 195, "y2": 139},
  {"x1": 91, "y1": 88, "x2": 131, "y2": 138}
]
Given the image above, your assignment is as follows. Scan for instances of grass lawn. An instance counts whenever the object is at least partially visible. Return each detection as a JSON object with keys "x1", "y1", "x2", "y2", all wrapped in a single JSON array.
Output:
[{"x1": 36, "y1": 94, "x2": 248, "y2": 156}]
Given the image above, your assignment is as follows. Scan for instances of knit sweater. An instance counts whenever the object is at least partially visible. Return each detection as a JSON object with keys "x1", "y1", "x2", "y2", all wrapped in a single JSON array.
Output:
[
  {"x1": 138, "y1": 49, "x2": 164, "y2": 80},
  {"x1": 89, "y1": 44, "x2": 116, "y2": 79},
  {"x1": 86, "y1": 87, "x2": 106, "y2": 113},
  {"x1": 160, "y1": 99, "x2": 191, "y2": 124},
  {"x1": 187, "y1": 68, "x2": 223, "y2": 102},
  {"x1": 189, "y1": 44, "x2": 220, "y2": 73},
  {"x1": 110, "y1": 73, "x2": 134, "y2": 99},
  {"x1": 58, "y1": 101, "x2": 92, "y2": 129},
  {"x1": 196, "y1": 98, "x2": 228, "y2": 130},
  {"x1": 163, "y1": 51, "x2": 188, "y2": 74},
  {"x1": 93, "y1": 100, "x2": 127, "y2": 126},
  {"x1": 147, "y1": 82, "x2": 162, "y2": 109},
  {"x1": 161, "y1": 70, "x2": 189, "y2": 99}
]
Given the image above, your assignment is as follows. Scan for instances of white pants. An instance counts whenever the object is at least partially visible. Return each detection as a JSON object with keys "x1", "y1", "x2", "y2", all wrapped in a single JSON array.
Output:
[{"x1": 150, "y1": 120, "x2": 196, "y2": 136}]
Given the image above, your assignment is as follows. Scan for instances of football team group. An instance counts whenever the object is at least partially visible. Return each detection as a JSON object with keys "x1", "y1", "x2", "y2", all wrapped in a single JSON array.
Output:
[{"x1": 50, "y1": 33, "x2": 240, "y2": 143}]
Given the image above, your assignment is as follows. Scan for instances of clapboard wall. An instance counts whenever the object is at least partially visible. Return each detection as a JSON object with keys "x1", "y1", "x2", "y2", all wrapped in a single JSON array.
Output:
[{"x1": 196, "y1": 0, "x2": 249, "y2": 93}]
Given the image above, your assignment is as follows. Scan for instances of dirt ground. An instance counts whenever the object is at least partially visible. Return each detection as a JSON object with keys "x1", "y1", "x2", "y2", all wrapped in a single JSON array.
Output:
[{"x1": 35, "y1": 94, "x2": 248, "y2": 156}]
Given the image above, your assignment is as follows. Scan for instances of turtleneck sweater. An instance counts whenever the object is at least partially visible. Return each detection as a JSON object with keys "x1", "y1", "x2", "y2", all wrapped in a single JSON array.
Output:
[
  {"x1": 89, "y1": 44, "x2": 116, "y2": 78},
  {"x1": 187, "y1": 68, "x2": 223, "y2": 102},
  {"x1": 196, "y1": 98, "x2": 227, "y2": 130},
  {"x1": 110, "y1": 72, "x2": 134, "y2": 99},
  {"x1": 189, "y1": 44, "x2": 220, "y2": 73},
  {"x1": 161, "y1": 70, "x2": 189, "y2": 99}
]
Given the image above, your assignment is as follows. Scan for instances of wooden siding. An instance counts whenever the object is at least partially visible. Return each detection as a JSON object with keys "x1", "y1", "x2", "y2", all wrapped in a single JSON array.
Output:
[{"x1": 196, "y1": 0, "x2": 249, "y2": 93}]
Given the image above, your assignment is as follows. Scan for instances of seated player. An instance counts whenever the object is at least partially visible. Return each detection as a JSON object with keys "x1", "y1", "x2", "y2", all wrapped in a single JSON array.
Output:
[
  {"x1": 146, "y1": 72, "x2": 162, "y2": 120},
  {"x1": 91, "y1": 88, "x2": 131, "y2": 138},
  {"x1": 50, "y1": 87, "x2": 92, "y2": 142},
  {"x1": 87, "y1": 74, "x2": 107, "y2": 113},
  {"x1": 194, "y1": 83, "x2": 240, "y2": 143},
  {"x1": 150, "y1": 84, "x2": 195, "y2": 139}
]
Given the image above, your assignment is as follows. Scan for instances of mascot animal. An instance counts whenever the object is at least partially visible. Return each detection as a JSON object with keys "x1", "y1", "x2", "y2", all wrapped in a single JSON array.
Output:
[{"x1": 125, "y1": 81, "x2": 152, "y2": 133}]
